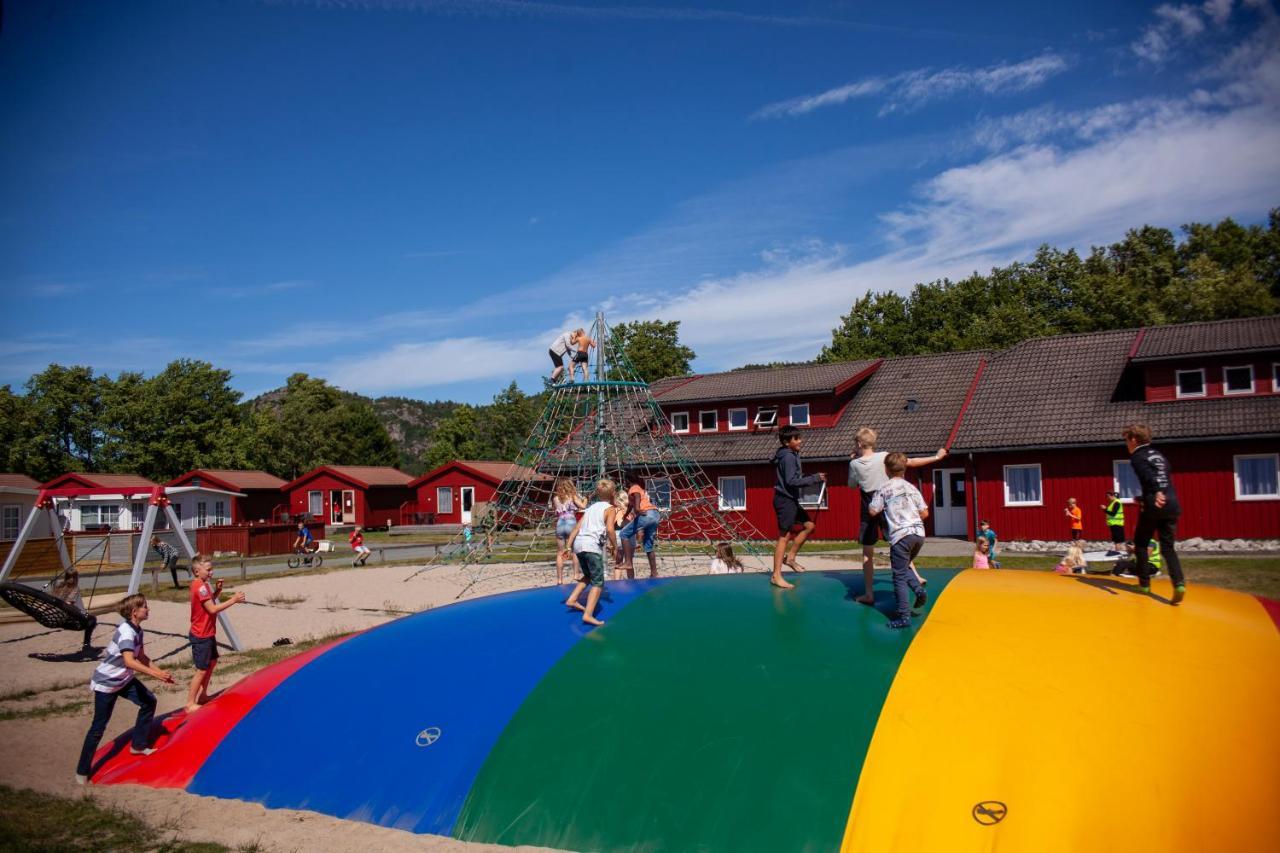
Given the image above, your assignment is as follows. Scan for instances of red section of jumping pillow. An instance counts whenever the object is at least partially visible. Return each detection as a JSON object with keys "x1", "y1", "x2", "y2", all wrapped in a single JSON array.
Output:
[
  {"x1": 91, "y1": 636, "x2": 353, "y2": 788},
  {"x1": 1256, "y1": 596, "x2": 1280, "y2": 634}
]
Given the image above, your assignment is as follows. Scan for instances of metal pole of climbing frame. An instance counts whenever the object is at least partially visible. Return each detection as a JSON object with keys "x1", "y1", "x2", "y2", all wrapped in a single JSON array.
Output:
[{"x1": 595, "y1": 311, "x2": 607, "y2": 481}]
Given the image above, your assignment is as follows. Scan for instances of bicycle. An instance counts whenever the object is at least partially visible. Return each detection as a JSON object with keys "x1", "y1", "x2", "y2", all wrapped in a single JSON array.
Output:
[{"x1": 287, "y1": 547, "x2": 323, "y2": 570}]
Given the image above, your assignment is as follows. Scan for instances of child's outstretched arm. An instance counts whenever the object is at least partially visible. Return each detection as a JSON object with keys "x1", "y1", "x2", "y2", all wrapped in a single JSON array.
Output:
[
  {"x1": 905, "y1": 448, "x2": 948, "y2": 468},
  {"x1": 122, "y1": 649, "x2": 175, "y2": 684}
]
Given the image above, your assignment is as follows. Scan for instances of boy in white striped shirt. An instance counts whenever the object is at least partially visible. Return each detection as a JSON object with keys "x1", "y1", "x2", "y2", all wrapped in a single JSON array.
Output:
[{"x1": 75, "y1": 594, "x2": 174, "y2": 784}]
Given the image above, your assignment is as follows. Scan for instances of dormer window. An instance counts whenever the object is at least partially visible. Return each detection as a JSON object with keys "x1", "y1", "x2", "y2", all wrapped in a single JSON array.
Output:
[
  {"x1": 1224, "y1": 365, "x2": 1254, "y2": 395},
  {"x1": 1175, "y1": 369, "x2": 1206, "y2": 399},
  {"x1": 699, "y1": 410, "x2": 719, "y2": 432},
  {"x1": 728, "y1": 408, "x2": 748, "y2": 431},
  {"x1": 754, "y1": 407, "x2": 778, "y2": 427},
  {"x1": 789, "y1": 402, "x2": 811, "y2": 426},
  {"x1": 669, "y1": 412, "x2": 689, "y2": 433},
  {"x1": 904, "y1": 398, "x2": 919, "y2": 412}
]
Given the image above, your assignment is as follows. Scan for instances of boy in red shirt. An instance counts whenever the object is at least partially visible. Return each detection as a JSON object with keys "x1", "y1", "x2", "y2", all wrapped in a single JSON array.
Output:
[
  {"x1": 349, "y1": 526, "x2": 371, "y2": 567},
  {"x1": 1064, "y1": 497, "x2": 1083, "y2": 541},
  {"x1": 186, "y1": 553, "x2": 245, "y2": 714}
]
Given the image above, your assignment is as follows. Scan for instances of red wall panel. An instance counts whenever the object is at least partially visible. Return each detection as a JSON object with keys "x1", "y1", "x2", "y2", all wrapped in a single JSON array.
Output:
[
  {"x1": 1145, "y1": 357, "x2": 1280, "y2": 403},
  {"x1": 414, "y1": 471, "x2": 499, "y2": 525},
  {"x1": 287, "y1": 476, "x2": 413, "y2": 528}
]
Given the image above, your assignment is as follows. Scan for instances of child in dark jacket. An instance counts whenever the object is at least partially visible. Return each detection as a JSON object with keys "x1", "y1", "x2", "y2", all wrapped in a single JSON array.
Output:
[{"x1": 771, "y1": 425, "x2": 825, "y2": 589}]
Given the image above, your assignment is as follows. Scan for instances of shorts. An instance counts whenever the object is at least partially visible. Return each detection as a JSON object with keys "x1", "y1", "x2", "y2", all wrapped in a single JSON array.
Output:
[
  {"x1": 1071, "y1": 528, "x2": 1082, "y2": 541},
  {"x1": 575, "y1": 551, "x2": 605, "y2": 587},
  {"x1": 572, "y1": 350, "x2": 589, "y2": 363},
  {"x1": 773, "y1": 495, "x2": 810, "y2": 536},
  {"x1": 190, "y1": 634, "x2": 219, "y2": 671},
  {"x1": 555, "y1": 518, "x2": 577, "y2": 540},
  {"x1": 620, "y1": 509, "x2": 661, "y2": 553},
  {"x1": 1108, "y1": 524, "x2": 1126, "y2": 544},
  {"x1": 354, "y1": 545, "x2": 371, "y2": 555},
  {"x1": 858, "y1": 489, "x2": 887, "y2": 546},
  {"x1": 549, "y1": 348, "x2": 568, "y2": 369}
]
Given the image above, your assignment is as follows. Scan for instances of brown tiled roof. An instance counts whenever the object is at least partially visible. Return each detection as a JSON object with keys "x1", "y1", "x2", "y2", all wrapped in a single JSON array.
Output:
[
  {"x1": 44, "y1": 473, "x2": 160, "y2": 490},
  {"x1": 170, "y1": 469, "x2": 286, "y2": 491},
  {"x1": 0, "y1": 473, "x2": 41, "y2": 490},
  {"x1": 412, "y1": 460, "x2": 550, "y2": 486},
  {"x1": 1131, "y1": 315, "x2": 1280, "y2": 361},
  {"x1": 652, "y1": 360, "x2": 880, "y2": 403},
  {"x1": 670, "y1": 351, "x2": 989, "y2": 465},
  {"x1": 951, "y1": 328, "x2": 1280, "y2": 450},
  {"x1": 327, "y1": 466, "x2": 414, "y2": 487}
]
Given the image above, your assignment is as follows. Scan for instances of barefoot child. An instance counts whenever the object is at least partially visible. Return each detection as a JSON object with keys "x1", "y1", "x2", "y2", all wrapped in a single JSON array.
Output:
[
  {"x1": 619, "y1": 472, "x2": 662, "y2": 579},
  {"x1": 552, "y1": 478, "x2": 587, "y2": 584},
  {"x1": 75, "y1": 594, "x2": 174, "y2": 784},
  {"x1": 570, "y1": 327, "x2": 596, "y2": 383},
  {"x1": 349, "y1": 526, "x2": 371, "y2": 567},
  {"x1": 709, "y1": 541, "x2": 744, "y2": 574},
  {"x1": 771, "y1": 425, "x2": 826, "y2": 589},
  {"x1": 564, "y1": 480, "x2": 619, "y2": 626},
  {"x1": 186, "y1": 554, "x2": 246, "y2": 714},
  {"x1": 868, "y1": 453, "x2": 928, "y2": 629}
]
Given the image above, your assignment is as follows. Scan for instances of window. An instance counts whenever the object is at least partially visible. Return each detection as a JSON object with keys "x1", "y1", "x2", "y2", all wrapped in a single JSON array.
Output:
[
  {"x1": 1, "y1": 505, "x2": 20, "y2": 541},
  {"x1": 670, "y1": 411, "x2": 690, "y2": 433},
  {"x1": 754, "y1": 407, "x2": 778, "y2": 427},
  {"x1": 80, "y1": 504, "x2": 122, "y2": 530},
  {"x1": 1175, "y1": 368, "x2": 1205, "y2": 398},
  {"x1": 196, "y1": 502, "x2": 208, "y2": 528},
  {"x1": 699, "y1": 410, "x2": 718, "y2": 432},
  {"x1": 789, "y1": 402, "x2": 810, "y2": 426},
  {"x1": 646, "y1": 477, "x2": 672, "y2": 511},
  {"x1": 1223, "y1": 365, "x2": 1254, "y2": 395},
  {"x1": 1003, "y1": 464, "x2": 1043, "y2": 506},
  {"x1": 799, "y1": 481, "x2": 828, "y2": 509},
  {"x1": 718, "y1": 476, "x2": 746, "y2": 511},
  {"x1": 728, "y1": 408, "x2": 748, "y2": 431},
  {"x1": 130, "y1": 501, "x2": 146, "y2": 530},
  {"x1": 214, "y1": 501, "x2": 226, "y2": 525},
  {"x1": 1112, "y1": 461, "x2": 1140, "y2": 502},
  {"x1": 1234, "y1": 454, "x2": 1279, "y2": 500},
  {"x1": 437, "y1": 487, "x2": 453, "y2": 515}
]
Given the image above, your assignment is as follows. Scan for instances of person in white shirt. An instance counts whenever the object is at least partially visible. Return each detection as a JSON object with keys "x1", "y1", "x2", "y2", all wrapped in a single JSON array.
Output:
[
  {"x1": 868, "y1": 453, "x2": 930, "y2": 629},
  {"x1": 547, "y1": 329, "x2": 580, "y2": 384},
  {"x1": 563, "y1": 479, "x2": 620, "y2": 626}
]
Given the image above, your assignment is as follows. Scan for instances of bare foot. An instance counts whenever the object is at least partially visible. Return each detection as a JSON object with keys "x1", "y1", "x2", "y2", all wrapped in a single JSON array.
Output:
[
  {"x1": 783, "y1": 558, "x2": 806, "y2": 573},
  {"x1": 856, "y1": 594, "x2": 875, "y2": 605},
  {"x1": 565, "y1": 600, "x2": 586, "y2": 612},
  {"x1": 770, "y1": 576, "x2": 795, "y2": 589},
  {"x1": 184, "y1": 704, "x2": 201, "y2": 715},
  {"x1": 582, "y1": 615, "x2": 605, "y2": 626}
]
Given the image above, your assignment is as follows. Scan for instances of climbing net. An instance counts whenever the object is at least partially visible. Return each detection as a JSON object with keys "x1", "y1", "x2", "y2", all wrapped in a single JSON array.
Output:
[{"x1": 409, "y1": 313, "x2": 770, "y2": 595}]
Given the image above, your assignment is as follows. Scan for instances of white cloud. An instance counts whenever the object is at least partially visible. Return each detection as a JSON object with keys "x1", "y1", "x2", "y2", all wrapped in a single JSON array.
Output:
[
  {"x1": 1131, "y1": 0, "x2": 1254, "y2": 63},
  {"x1": 754, "y1": 53, "x2": 1069, "y2": 119},
  {"x1": 326, "y1": 333, "x2": 549, "y2": 393}
]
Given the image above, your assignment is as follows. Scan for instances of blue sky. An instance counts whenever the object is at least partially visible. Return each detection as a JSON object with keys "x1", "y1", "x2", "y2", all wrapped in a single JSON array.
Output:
[{"x1": 2, "y1": 0, "x2": 1278, "y2": 403}]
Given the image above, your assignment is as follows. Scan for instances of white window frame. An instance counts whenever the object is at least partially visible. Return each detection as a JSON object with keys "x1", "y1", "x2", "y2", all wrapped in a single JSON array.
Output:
[
  {"x1": 799, "y1": 481, "x2": 828, "y2": 509},
  {"x1": 1175, "y1": 368, "x2": 1206, "y2": 399},
  {"x1": 437, "y1": 486, "x2": 453, "y2": 515},
  {"x1": 699, "y1": 410, "x2": 719, "y2": 433},
  {"x1": 1223, "y1": 364, "x2": 1254, "y2": 396},
  {"x1": 1112, "y1": 460, "x2": 1140, "y2": 504},
  {"x1": 214, "y1": 500, "x2": 227, "y2": 525},
  {"x1": 196, "y1": 501, "x2": 208, "y2": 528},
  {"x1": 129, "y1": 501, "x2": 146, "y2": 530},
  {"x1": 727, "y1": 407, "x2": 749, "y2": 431},
  {"x1": 1003, "y1": 464, "x2": 1043, "y2": 507},
  {"x1": 81, "y1": 503, "x2": 122, "y2": 530},
  {"x1": 1233, "y1": 453, "x2": 1280, "y2": 501},
  {"x1": 670, "y1": 411, "x2": 690, "y2": 434},
  {"x1": 717, "y1": 476, "x2": 747, "y2": 511},
  {"x1": 646, "y1": 477, "x2": 672, "y2": 511},
  {"x1": 1, "y1": 504, "x2": 20, "y2": 541},
  {"x1": 789, "y1": 402, "x2": 811, "y2": 426},
  {"x1": 753, "y1": 407, "x2": 778, "y2": 428}
]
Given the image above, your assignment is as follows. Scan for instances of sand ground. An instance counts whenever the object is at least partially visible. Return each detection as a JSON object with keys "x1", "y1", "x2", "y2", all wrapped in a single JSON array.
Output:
[{"x1": 0, "y1": 550, "x2": 840, "y2": 852}]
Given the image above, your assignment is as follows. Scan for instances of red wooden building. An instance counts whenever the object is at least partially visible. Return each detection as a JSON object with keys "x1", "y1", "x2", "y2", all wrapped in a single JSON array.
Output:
[
  {"x1": 408, "y1": 461, "x2": 549, "y2": 526},
  {"x1": 40, "y1": 473, "x2": 162, "y2": 532},
  {"x1": 167, "y1": 469, "x2": 287, "y2": 524},
  {"x1": 281, "y1": 466, "x2": 415, "y2": 529},
  {"x1": 648, "y1": 315, "x2": 1280, "y2": 542}
]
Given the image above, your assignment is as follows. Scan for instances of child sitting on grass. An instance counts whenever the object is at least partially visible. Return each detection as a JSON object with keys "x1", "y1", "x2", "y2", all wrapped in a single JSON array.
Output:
[
  {"x1": 75, "y1": 594, "x2": 174, "y2": 784},
  {"x1": 867, "y1": 452, "x2": 928, "y2": 629},
  {"x1": 186, "y1": 554, "x2": 246, "y2": 714},
  {"x1": 564, "y1": 480, "x2": 620, "y2": 626},
  {"x1": 709, "y1": 542, "x2": 744, "y2": 574}
]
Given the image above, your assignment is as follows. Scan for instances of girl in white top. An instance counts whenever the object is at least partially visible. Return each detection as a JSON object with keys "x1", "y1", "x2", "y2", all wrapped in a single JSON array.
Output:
[
  {"x1": 848, "y1": 427, "x2": 947, "y2": 605},
  {"x1": 709, "y1": 541, "x2": 744, "y2": 574},
  {"x1": 563, "y1": 479, "x2": 619, "y2": 626}
]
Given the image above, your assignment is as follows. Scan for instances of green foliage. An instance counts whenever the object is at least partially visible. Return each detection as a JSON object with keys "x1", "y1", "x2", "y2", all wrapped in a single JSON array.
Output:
[
  {"x1": 420, "y1": 404, "x2": 485, "y2": 471},
  {"x1": 821, "y1": 210, "x2": 1280, "y2": 362},
  {"x1": 418, "y1": 381, "x2": 539, "y2": 471},
  {"x1": 15, "y1": 365, "x2": 106, "y2": 479},
  {"x1": 607, "y1": 319, "x2": 696, "y2": 383}
]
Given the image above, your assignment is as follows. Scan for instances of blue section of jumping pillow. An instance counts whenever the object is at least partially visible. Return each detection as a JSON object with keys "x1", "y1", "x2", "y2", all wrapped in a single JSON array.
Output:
[{"x1": 189, "y1": 578, "x2": 667, "y2": 835}]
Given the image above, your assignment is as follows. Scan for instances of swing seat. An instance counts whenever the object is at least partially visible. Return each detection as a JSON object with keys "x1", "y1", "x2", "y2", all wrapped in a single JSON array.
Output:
[{"x1": 0, "y1": 582, "x2": 94, "y2": 632}]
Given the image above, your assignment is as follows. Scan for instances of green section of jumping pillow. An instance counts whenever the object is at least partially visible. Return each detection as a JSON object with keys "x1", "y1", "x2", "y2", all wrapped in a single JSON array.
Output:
[{"x1": 453, "y1": 568, "x2": 961, "y2": 852}]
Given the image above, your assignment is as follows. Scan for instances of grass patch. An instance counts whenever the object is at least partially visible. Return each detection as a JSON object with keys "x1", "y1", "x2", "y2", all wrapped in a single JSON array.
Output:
[
  {"x1": 0, "y1": 698, "x2": 89, "y2": 723},
  {"x1": 0, "y1": 784, "x2": 242, "y2": 852},
  {"x1": 264, "y1": 593, "x2": 307, "y2": 607}
]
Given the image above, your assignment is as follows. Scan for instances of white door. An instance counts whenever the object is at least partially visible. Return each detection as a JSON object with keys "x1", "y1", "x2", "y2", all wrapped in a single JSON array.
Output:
[
  {"x1": 931, "y1": 468, "x2": 968, "y2": 536},
  {"x1": 460, "y1": 487, "x2": 475, "y2": 524}
]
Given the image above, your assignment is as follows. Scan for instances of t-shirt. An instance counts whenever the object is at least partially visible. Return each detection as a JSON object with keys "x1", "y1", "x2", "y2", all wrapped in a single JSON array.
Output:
[
  {"x1": 868, "y1": 478, "x2": 927, "y2": 545},
  {"x1": 1068, "y1": 506, "x2": 1082, "y2": 529},
  {"x1": 298, "y1": 527, "x2": 314, "y2": 542},
  {"x1": 628, "y1": 484, "x2": 656, "y2": 513},
  {"x1": 849, "y1": 451, "x2": 889, "y2": 493},
  {"x1": 574, "y1": 501, "x2": 612, "y2": 555},
  {"x1": 550, "y1": 331, "x2": 576, "y2": 356},
  {"x1": 190, "y1": 578, "x2": 217, "y2": 639},
  {"x1": 709, "y1": 557, "x2": 730, "y2": 575},
  {"x1": 349, "y1": 531, "x2": 363, "y2": 548},
  {"x1": 91, "y1": 621, "x2": 142, "y2": 693}
]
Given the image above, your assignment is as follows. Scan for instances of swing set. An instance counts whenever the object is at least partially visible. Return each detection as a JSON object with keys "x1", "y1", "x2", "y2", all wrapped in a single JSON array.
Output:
[{"x1": 0, "y1": 486, "x2": 242, "y2": 649}]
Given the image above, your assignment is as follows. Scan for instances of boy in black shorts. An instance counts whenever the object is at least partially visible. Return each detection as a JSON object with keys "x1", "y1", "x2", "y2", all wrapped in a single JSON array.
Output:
[{"x1": 771, "y1": 426, "x2": 825, "y2": 589}]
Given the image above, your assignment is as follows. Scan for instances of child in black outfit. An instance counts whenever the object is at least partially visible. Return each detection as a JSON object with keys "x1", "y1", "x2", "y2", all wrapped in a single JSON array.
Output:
[{"x1": 770, "y1": 425, "x2": 825, "y2": 589}]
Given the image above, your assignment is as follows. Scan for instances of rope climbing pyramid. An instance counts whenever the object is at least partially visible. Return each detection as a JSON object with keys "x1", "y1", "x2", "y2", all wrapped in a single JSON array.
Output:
[{"x1": 409, "y1": 312, "x2": 769, "y2": 594}]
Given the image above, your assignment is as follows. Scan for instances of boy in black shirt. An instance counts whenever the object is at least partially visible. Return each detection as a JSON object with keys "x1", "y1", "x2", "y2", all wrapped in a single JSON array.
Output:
[
  {"x1": 771, "y1": 426, "x2": 826, "y2": 589},
  {"x1": 1123, "y1": 423, "x2": 1185, "y2": 603}
]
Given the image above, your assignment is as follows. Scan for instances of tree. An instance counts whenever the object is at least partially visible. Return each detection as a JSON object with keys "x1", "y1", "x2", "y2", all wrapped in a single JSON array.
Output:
[
  {"x1": 420, "y1": 405, "x2": 485, "y2": 471},
  {"x1": 21, "y1": 365, "x2": 105, "y2": 477},
  {"x1": 608, "y1": 320, "x2": 696, "y2": 383},
  {"x1": 819, "y1": 291, "x2": 913, "y2": 361},
  {"x1": 478, "y1": 381, "x2": 537, "y2": 462},
  {"x1": 0, "y1": 386, "x2": 39, "y2": 478}
]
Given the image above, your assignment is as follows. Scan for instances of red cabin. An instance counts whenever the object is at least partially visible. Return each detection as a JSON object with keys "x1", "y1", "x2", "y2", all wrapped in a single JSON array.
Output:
[
  {"x1": 281, "y1": 466, "x2": 415, "y2": 529},
  {"x1": 167, "y1": 469, "x2": 287, "y2": 524},
  {"x1": 408, "y1": 461, "x2": 549, "y2": 526}
]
